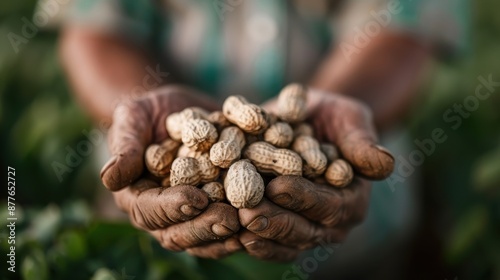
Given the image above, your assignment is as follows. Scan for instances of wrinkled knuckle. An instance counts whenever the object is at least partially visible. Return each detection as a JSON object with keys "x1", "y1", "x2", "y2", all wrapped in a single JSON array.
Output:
[
  {"x1": 322, "y1": 196, "x2": 344, "y2": 228},
  {"x1": 130, "y1": 202, "x2": 150, "y2": 230},
  {"x1": 119, "y1": 99, "x2": 143, "y2": 115},
  {"x1": 160, "y1": 239, "x2": 182, "y2": 252},
  {"x1": 173, "y1": 185, "x2": 194, "y2": 201},
  {"x1": 178, "y1": 185, "x2": 207, "y2": 205},
  {"x1": 271, "y1": 214, "x2": 293, "y2": 240},
  {"x1": 188, "y1": 221, "x2": 211, "y2": 243},
  {"x1": 267, "y1": 176, "x2": 294, "y2": 195},
  {"x1": 160, "y1": 233, "x2": 184, "y2": 251}
]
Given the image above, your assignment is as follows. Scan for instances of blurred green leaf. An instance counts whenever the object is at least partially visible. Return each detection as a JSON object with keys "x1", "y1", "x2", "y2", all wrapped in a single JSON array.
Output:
[
  {"x1": 10, "y1": 97, "x2": 60, "y2": 159},
  {"x1": 446, "y1": 205, "x2": 489, "y2": 263},
  {"x1": 473, "y1": 146, "x2": 500, "y2": 192},
  {"x1": 22, "y1": 247, "x2": 49, "y2": 280},
  {"x1": 91, "y1": 268, "x2": 118, "y2": 280},
  {"x1": 61, "y1": 200, "x2": 92, "y2": 225},
  {"x1": 23, "y1": 204, "x2": 61, "y2": 243},
  {"x1": 56, "y1": 230, "x2": 87, "y2": 260},
  {"x1": 198, "y1": 258, "x2": 247, "y2": 280},
  {"x1": 221, "y1": 253, "x2": 291, "y2": 280}
]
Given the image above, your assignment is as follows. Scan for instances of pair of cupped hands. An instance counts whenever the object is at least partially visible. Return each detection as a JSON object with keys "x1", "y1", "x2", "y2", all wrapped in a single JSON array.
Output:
[{"x1": 99, "y1": 85, "x2": 394, "y2": 262}]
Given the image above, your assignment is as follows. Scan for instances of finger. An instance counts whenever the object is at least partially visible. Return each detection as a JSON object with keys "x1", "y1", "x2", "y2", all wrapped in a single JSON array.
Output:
[
  {"x1": 185, "y1": 236, "x2": 242, "y2": 259},
  {"x1": 113, "y1": 180, "x2": 209, "y2": 230},
  {"x1": 101, "y1": 99, "x2": 154, "y2": 191},
  {"x1": 314, "y1": 96, "x2": 394, "y2": 180},
  {"x1": 100, "y1": 87, "x2": 219, "y2": 191},
  {"x1": 155, "y1": 203, "x2": 240, "y2": 251},
  {"x1": 239, "y1": 230, "x2": 300, "y2": 262},
  {"x1": 239, "y1": 199, "x2": 346, "y2": 249},
  {"x1": 266, "y1": 176, "x2": 371, "y2": 228}
]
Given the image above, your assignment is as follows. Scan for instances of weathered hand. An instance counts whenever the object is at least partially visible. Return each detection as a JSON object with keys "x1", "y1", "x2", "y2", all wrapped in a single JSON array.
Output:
[
  {"x1": 99, "y1": 85, "x2": 241, "y2": 256},
  {"x1": 238, "y1": 89, "x2": 394, "y2": 261},
  {"x1": 239, "y1": 176, "x2": 370, "y2": 261}
]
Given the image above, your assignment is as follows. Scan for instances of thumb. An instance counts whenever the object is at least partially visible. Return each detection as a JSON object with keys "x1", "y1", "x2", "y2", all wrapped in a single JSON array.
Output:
[
  {"x1": 100, "y1": 100, "x2": 153, "y2": 191},
  {"x1": 319, "y1": 98, "x2": 394, "y2": 180}
]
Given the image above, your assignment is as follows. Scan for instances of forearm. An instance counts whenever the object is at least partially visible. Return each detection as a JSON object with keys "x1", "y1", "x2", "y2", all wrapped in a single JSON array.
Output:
[
  {"x1": 310, "y1": 32, "x2": 431, "y2": 130},
  {"x1": 59, "y1": 26, "x2": 160, "y2": 123}
]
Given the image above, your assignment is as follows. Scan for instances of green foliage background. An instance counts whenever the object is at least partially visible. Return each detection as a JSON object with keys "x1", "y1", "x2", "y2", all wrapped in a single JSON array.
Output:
[{"x1": 0, "y1": 0, "x2": 499, "y2": 279}]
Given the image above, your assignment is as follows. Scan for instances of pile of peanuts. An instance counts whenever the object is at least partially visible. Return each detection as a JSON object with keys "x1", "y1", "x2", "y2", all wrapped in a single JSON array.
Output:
[{"x1": 144, "y1": 84, "x2": 353, "y2": 209}]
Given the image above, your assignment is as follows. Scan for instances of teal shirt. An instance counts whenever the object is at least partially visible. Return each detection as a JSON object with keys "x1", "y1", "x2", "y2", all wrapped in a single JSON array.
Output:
[{"x1": 54, "y1": 0, "x2": 468, "y2": 101}]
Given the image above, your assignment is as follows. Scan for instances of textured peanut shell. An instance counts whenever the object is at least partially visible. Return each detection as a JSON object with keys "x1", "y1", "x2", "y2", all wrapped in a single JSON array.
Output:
[
  {"x1": 202, "y1": 182, "x2": 226, "y2": 202},
  {"x1": 207, "y1": 111, "x2": 231, "y2": 131},
  {"x1": 209, "y1": 126, "x2": 246, "y2": 168},
  {"x1": 325, "y1": 159, "x2": 353, "y2": 188},
  {"x1": 165, "y1": 107, "x2": 208, "y2": 141},
  {"x1": 292, "y1": 135, "x2": 328, "y2": 178},
  {"x1": 222, "y1": 96, "x2": 269, "y2": 134},
  {"x1": 224, "y1": 160, "x2": 264, "y2": 208},
  {"x1": 209, "y1": 141, "x2": 240, "y2": 168},
  {"x1": 176, "y1": 144, "x2": 202, "y2": 158},
  {"x1": 197, "y1": 153, "x2": 220, "y2": 183},
  {"x1": 177, "y1": 146, "x2": 219, "y2": 182},
  {"x1": 244, "y1": 141, "x2": 302, "y2": 176},
  {"x1": 264, "y1": 122, "x2": 294, "y2": 148},
  {"x1": 293, "y1": 123, "x2": 314, "y2": 138},
  {"x1": 170, "y1": 157, "x2": 201, "y2": 187},
  {"x1": 188, "y1": 107, "x2": 210, "y2": 118},
  {"x1": 181, "y1": 119, "x2": 218, "y2": 152},
  {"x1": 320, "y1": 143, "x2": 339, "y2": 162},
  {"x1": 220, "y1": 126, "x2": 246, "y2": 147},
  {"x1": 277, "y1": 84, "x2": 308, "y2": 123},
  {"x1": 144, "y1": 139, "x2": 181, "y2": 177}
]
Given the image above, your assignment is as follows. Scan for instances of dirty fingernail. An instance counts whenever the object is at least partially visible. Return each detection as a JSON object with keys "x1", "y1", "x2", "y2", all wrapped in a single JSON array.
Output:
[
  {"x1": 212, "y1": 224, "x2": 234, "y2": 236},
  {"x1": 247, "y1": 216, "x2": 268, "y2": 232},
  {"x1": 180, "y1": 204, "x2": 201, "y2": 216},
  {"x1": 273, "y1": 193, "x2": 292, "y2": 206},
  {"x1": 244, "y1": 240, "x2": 264, "y2": 250},
  {"x1": 375, "y1": 145, "x2": 394, "y2": 161},
  {"x1": 100, "y1": 156, "x2": 118, "y2": 179}
]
